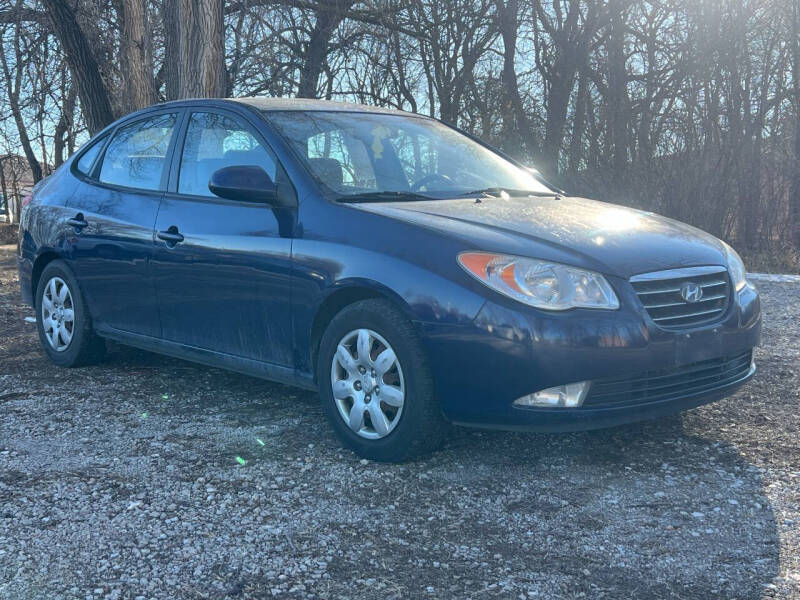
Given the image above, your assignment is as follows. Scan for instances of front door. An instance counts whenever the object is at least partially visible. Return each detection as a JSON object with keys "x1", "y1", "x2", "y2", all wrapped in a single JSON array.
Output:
[{"x1": 151, "y1": 109, "x2": 295, "y2": 366}]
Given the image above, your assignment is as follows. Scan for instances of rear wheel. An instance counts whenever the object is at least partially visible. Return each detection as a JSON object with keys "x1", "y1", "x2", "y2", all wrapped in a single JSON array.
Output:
[
  {"x1": 318, "y1": 299, "x2": 447, "y2": 462},
  {"x1": 35, "y1": 260, "x2": 105, "y2": 367}
]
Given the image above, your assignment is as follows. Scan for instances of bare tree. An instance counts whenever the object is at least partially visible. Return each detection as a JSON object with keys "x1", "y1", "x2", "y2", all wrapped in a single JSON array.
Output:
[
  {"x1": 176, "y1": 0, "x2": 225, "y2": 98},
  {"x1": 0, "y1": 0, "x2": 796, "y2": 263},
  {"x1": 40, "y1": 0, "x2": 115, "y2": 133},
  {"x1": 119, "y1": 0, "x2": 157, "y2": 111}
]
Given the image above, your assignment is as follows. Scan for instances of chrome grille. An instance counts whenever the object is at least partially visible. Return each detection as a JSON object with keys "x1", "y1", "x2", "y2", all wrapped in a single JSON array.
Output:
[
  {"x1": 630, "y1": 266, "x2": 730, "y2": 330},
  {"x1": 583, "y1": 350, "x2": 753, "y2": 408}
]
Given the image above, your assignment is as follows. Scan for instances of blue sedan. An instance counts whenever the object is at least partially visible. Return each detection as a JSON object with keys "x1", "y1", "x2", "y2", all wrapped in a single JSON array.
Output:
[{"x1": 17, "y1": 98, "x2": 761, "y2": 461}]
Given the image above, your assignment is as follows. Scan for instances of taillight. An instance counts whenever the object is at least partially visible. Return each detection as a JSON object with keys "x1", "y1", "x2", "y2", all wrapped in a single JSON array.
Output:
[{"x1": 21, "y1": 193, "x2": 32, "y2": 208}]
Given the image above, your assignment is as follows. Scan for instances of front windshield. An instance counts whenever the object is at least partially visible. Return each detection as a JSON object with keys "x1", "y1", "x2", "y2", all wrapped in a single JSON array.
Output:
[{"x1": 265, "y1": 110, "x2": 553, "y2": 199}]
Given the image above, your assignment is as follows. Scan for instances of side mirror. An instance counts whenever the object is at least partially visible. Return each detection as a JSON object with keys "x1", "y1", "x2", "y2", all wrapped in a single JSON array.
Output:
[{"x1": 208, "y1": 165, "x2": 279, "y2": 204}]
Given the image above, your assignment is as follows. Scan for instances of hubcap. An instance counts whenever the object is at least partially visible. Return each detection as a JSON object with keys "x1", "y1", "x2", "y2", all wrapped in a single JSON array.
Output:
[
  {"x1": 330, "y1": 328, "x2": 405, "y2": 440},
  {"x1": 41, "y1": 276, "x2": 75, "y2": 352}
]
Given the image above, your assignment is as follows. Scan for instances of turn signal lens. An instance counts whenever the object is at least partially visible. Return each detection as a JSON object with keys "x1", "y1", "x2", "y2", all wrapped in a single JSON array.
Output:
[{"x1": 458, "y1": 252, "x2": 619, "y2": 310}]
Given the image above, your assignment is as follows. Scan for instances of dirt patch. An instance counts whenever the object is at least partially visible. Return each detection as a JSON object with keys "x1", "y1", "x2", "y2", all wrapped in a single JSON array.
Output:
[{"x1": 0, "y1": 223, "x2": 17, "y2": 245}]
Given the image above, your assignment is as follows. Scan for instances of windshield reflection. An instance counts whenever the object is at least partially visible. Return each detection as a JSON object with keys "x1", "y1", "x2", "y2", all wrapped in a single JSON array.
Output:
[{"x1": 266, "y1": 110, "x2": 553, "y2": 200}]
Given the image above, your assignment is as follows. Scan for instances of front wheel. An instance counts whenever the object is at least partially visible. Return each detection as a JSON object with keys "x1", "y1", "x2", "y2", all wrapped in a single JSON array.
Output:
[{"x1": 317, "y1": 299, "x2": 447, "y2": 462}]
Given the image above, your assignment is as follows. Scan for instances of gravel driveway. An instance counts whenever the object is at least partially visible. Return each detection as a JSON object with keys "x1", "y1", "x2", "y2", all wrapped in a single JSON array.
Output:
[{"x1": 1, "y1": 244, "x2": 799, "y2": 600}]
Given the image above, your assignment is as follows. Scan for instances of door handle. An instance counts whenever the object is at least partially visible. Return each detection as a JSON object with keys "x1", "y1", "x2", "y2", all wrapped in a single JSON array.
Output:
[
  {"x1": 157, "y1": 226, "x2": 184, "y2": 246},
  {"x1": 66, "y1": 213, "x2": 88, "y2": 230}
]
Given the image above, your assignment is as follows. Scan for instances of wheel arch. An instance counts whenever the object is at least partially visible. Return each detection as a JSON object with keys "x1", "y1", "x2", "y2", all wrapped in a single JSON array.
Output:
[
  {"x1": 308, "y1": 281, "x2": 418, "y2": 383},
  {"x1": 31, "y1": 250, "x2": 64, "y2": 303}
]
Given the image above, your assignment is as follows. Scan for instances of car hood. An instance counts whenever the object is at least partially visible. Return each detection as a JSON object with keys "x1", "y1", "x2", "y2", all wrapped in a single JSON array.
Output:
[{"x1": 351, "y1": 195, "x2": 728, "y2": 279}]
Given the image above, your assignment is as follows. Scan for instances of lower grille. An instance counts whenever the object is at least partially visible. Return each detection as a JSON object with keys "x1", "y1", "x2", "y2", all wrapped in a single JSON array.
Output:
[
  {"x1": 583, "y1": 350, "x2": 753, "y2": 409},
  {"x1": 630, "y1": 266, "x2": 730, "y2": 330}
]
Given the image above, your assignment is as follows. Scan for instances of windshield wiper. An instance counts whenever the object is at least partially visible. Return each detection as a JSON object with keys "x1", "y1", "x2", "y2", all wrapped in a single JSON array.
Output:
[
  {"x1": 336, "y1": 191, "x2": 435, "y2": 203},
  {"x1": 462, "y1": 187, "x2": 560, "y2": 198}
]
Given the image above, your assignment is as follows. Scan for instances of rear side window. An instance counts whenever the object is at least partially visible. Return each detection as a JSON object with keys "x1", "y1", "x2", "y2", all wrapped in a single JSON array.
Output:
[
  {"x1": 98, "y1": 113, "x2": 178, "y2": 191},
  {"x1": 178, "y1": 111, "x2": 277, "y2": 197},
  {"x1": 75, "y1": 134, "x2": 108, "y2": 175}
]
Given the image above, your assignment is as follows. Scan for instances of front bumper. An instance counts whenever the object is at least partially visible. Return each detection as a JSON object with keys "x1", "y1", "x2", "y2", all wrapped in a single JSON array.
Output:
[{"x1": 418, "y1": 280, "x2": 761, "y2": 431}]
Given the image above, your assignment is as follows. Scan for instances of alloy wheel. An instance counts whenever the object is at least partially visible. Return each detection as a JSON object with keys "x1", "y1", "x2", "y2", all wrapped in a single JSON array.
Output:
[
  {"x1": 41, "y1": 276, "x2": 75, "y2": 352},
  {"x1": 330, "y1": 328, "x2": 405, "y2": 439}
]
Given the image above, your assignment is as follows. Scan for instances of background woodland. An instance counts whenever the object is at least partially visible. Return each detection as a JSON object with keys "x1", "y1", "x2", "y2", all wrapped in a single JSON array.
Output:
[{"x1": 1, "y1": 0, "x2": 799, "y2": 269}]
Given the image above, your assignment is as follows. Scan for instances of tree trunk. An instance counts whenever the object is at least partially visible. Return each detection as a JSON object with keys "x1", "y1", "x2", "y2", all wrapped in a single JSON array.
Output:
[
  {"x1": 40, "y1": 0, "x2": 115, "y2": 133},
  {"x1": 177, "y1": 0, "x2": 225, "y2": 98},
  {"x1": 541, "y1": 52, "x2": 578, "y2": 176},
  {"x1": 0, "y1": 157, "x2": 10, "y2": 223},
  {"x1": 567, "y1": 67, "x2": 588, "y2": 176},
  {"x1": 791, "y1": 0, "x2": 800, "y2": 248},
  {"x1": 297, "y1": 1, "x2": 352, "y2": 98},
  {"x1": 120, "y1": 0, "x2": 157, "y2": 111},
  {"x1": 162, "y1": 0, "x2": 180, "y2": 100},
  {"x1": 606, "y1": 0, "x2": 630, "y2": 190},
  {"x1": 53, "y1": 85, "x2": 78, "y2": 167},
  {"x1": 496, "y1": 0, "x2": 532, "y2": 160}
]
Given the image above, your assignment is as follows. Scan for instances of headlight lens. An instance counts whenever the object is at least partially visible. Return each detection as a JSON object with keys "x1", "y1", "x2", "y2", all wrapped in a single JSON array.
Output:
[
  {"x1": 723, "y1": 243, "x2": 747, "y2": 291},
  {"x1": 458, "y1": 252, "x2": 619, "y2": 310}
]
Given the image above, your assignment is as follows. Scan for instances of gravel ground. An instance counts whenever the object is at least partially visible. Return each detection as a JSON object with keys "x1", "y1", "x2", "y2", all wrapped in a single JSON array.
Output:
[{"x1": 1, "y1": 244, "x2": 799, "y2": 600}]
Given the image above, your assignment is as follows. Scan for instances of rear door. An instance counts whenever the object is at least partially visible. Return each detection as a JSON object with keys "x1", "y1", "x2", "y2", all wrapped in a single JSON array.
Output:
[
  {"x1": 66, "y1": 110, "x2": 181, "y2": 337},
  {"x1": 151, "y1": 108, "x2": 295, "y2": 366}
]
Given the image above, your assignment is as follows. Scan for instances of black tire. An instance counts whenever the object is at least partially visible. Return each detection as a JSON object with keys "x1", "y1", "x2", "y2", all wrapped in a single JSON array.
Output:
[
  {"x1": 317, "y1": 298, "x2": 447, "y2": 462},
  {"x1": 35, "y1": 259, "x2": 105, "y2": 367}
]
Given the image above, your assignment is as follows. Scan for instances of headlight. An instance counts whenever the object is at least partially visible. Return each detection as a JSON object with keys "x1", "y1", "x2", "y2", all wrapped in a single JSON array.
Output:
[
  {"x1": 458, "y1": 252, "x2": 619, "y2": 310},
  {"x1": 723, "y1": 243, "x2": 747, "y2": 291}
]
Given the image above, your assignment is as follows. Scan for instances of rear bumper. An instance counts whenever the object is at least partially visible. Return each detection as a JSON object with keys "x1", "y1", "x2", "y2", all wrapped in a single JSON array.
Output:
[
  {"x1": 18, "y1": 253, "x2": 33, "y2": 307},
  {"x1": 418, "y1": 281, "x2": 761, "y2": 431}
]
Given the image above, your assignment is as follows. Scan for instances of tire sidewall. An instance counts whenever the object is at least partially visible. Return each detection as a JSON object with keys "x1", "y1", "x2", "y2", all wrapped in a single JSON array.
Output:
[
  {"x1": 318, "y1": 300, "x2": 439, "y2": 461},
  {"x1": 35, "y1": 260, "x2": 91, "y2": 367}
]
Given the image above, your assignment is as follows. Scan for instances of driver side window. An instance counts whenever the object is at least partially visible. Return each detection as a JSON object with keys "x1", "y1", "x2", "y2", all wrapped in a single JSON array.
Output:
[{"x1": 178, "y1": 111, "x2": 277, "y2": 198}]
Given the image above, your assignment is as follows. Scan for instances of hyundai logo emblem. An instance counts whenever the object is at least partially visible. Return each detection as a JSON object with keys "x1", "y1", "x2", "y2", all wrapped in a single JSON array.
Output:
[{"x1": 680, "y1": 281, "x2": 703, "y2": 303}]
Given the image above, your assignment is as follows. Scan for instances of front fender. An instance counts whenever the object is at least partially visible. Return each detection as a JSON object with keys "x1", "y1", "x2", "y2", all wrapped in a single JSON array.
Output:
[{"x1": 291, "y1": 239, "x2": 488, "y2": 376}]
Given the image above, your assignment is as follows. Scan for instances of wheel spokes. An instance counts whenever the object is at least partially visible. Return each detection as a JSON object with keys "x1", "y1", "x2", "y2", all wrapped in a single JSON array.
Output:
[
  {"x1": 348, "y1": 401, "x2": 365, "y2": 432},
  {"x1": 379, "y1": 385, "x2": 404, "y2": 407},
  {"x1": 333, "y1": 379, "x2": 354, "y2": 400},
  {"x1": 373, "y1": 348, "x2": 396, "y2": 377},
  {"x1": 59, "y1": 324, "x2": 73, "y2": 345},
  {"x1": 331, "y1": 328, "x2": 405, "y2": 440},
  {"x1": 41, "y1": 277, "x2": 75, "y2": 351},
  {"x1": 356, "y1": 329, "x2": 372, "y2": 364},
  {"x1": 335, "y1": 344, "x2": 357, "y2": 375},
  {"x1": 368, "y1": 403, "x2": 390, "y2": 436},
  {"x1": 45, "y1": 322, "x2": 57, "y2": 346}
]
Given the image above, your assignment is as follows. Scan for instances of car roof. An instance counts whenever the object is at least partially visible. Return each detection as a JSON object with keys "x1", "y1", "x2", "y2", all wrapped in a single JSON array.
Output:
[
  {"x1": 230, "y1": 97, "x2": 418, "y2": 116},
  {"x1": 148, "y1": 97, "x2": 421, "y2": 117}
]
